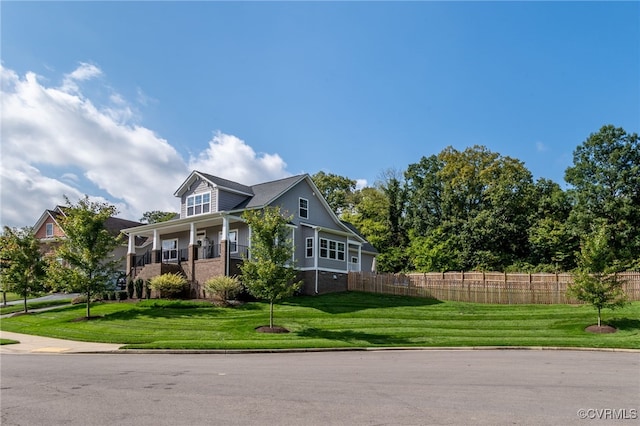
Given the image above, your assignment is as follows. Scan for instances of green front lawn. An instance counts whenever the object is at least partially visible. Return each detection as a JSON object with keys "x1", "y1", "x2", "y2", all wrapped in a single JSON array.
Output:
[{"x1": 0, "y1": 292, "x2": 638, "y2": 350}]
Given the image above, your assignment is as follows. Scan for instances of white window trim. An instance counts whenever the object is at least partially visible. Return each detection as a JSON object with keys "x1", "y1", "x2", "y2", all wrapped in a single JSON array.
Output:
[
  {"x1": 299, "y1": 197, "x2": 309, "y2": 219},
  {"x1": 306, "y1": 237, "x2": 314, "y2": 258},
  {"x1": 162, "y1": 239, "x2": 178, "y2": 261},
  {"x1": 45, "y1": 223, "x2": 54, "y2": 237},
  {"x1": 319, "y1": 237, "x2": 345, "y2": 261},
  {"x1": 186, "y1": 191, "x2": 211, "y2": 217},
  {"x1": 219, "y1": 229, "x2": 239, "y2": 254}
]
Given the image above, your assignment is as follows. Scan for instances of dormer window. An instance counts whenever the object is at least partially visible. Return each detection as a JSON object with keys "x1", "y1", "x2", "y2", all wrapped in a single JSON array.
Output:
[
  {"x1": 299, "y1": 198, "x2": 309, "y2": 219},
  {"x1": 46, "y1": 223, "x2": 54, "y2": 237},
  {"x1": 187, "y1": 192, "x2": 211, "y2": 217}
]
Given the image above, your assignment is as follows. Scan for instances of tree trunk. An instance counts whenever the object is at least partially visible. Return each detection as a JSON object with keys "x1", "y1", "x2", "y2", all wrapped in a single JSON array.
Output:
[
  {"x1": 2, "y1": 290, "x2": 7, "y2": 307},
  {"x1": 23, "y1": 292, "x2": 28, "y2": 313},
  {"x1": 269, "y1": 301, "x2": 274, "y2": 328},
  {"x1": 86, "y1": 284, "x2": 91, "y2": 319},
  {"x1": 597, "y1": 307, "x2": 601, "y2": 327}
]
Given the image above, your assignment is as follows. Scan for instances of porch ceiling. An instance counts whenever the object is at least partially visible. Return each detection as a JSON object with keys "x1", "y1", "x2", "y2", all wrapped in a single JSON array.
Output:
[{"x1": 122, "y1": 214, "x2": 245, "y2": 238}]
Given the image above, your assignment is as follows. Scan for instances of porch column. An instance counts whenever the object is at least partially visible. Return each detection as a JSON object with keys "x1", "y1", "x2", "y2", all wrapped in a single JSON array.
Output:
[
  {"x1": 314, "y1": 227, "x2": 319, "y2": 294},
  {"x1": 151, "y1": 229, "x2": 160, "y2": 264},
  {"x1": 221, "y1": 216, "x2": 229, "y2": 276},
  {"x1": 188, "y1": 221, "x2": 197, "y2": 264},
  {"x1": 126, "y1": 233, "x2": 135, "y2": 279},
  {"x1": 357, "y1": 244, "x2": 362, "y2": 272}
]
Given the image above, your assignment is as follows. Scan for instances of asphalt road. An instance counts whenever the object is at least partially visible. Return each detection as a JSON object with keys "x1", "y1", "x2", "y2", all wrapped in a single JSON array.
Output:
[{"x1": 1, "y1": 350, "x2": 638, "y2": 425}]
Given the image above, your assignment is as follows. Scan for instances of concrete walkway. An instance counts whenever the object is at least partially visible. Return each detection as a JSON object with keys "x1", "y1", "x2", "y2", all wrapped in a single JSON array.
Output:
[{"x1": 0, "y1": 331, "x2": 122, "y2": 354}]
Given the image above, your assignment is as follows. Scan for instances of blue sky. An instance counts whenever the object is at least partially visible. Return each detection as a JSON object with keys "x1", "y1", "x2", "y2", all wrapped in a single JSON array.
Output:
[{"x1": 1, "y1": 1, "x2": 638, "y2": 228}]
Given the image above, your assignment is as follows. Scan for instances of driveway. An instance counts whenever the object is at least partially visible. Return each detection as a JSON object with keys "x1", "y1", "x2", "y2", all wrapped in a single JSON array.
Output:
[{"x1": 2, "y1": 292, "x2": 79, "y2": 306}]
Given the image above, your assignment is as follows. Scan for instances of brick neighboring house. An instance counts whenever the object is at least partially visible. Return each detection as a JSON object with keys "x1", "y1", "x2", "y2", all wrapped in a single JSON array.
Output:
[
  {"x1": 122, "y1": 171, "x2": 377, "y2": 297},
  {"x1": 33, "y1": 206, "x2": 145, "y2": 284}
]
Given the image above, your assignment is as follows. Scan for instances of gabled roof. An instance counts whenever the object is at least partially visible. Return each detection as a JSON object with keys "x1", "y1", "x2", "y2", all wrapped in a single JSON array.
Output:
[
  {"x1": 234, "y1": 175, "x2": 307, "y2": 209},
  {"x1": 33, "y1": 206, "x2": 65, "y2": 236},
  {"x1": 33, "y1": 206, "x2": 144, "y2": 244},
  {"x1": 174, "y1": 171, "x2": 254, "y2": 198}
]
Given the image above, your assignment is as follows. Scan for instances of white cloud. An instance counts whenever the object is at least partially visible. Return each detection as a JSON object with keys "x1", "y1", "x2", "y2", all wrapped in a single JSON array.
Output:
[
  {"x1": 189, "y1": 132, "x2": 290, "y2": 185},
  {"x1": 0, "y1": 64, "x2": 291, "y2": 228},
  {"x1": 355, "y1": 179, "x2": 368, "y2": 190},
  {"x1": 60, "y1": 62, "x2": 102, "y2": 93},
  {"x1": 536, "y1": 141, "x2": 548, "y2": 152}
]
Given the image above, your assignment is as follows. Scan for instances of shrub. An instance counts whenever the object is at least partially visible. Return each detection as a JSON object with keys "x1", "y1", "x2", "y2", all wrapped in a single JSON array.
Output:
[
  {"x1": 71, "y1": 295, "x2": 87, "y2": 305},
  {"x1": 204, "y1": 275, "x2": 243, "y2": 304},
  {"x1": 145, "y1": 280, "x2": 151, "y2": 299},
  {"x1": 126, "y1": 280, "x2": 135, "y2": 299},
  {"x1": 117, "y1": 291, "x2": 128, "y2": 301},
  {"x1": 149, "y1": 273, "x2": 188, "y2": 299},
  {"x1": 109, "y1": 292, "x2": 117, "y2": 301},
  {"x1": 134, "y1": 278, "x2": 144, "y2": 299}
]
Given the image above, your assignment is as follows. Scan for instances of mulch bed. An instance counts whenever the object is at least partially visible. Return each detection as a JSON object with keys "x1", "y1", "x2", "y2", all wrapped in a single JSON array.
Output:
[
  {"x1": 585, "y1": 325, "x2": 617, "y2": 334},
  {"x1": 255, "y1": 326, "x2": 290, "y2": 333}
]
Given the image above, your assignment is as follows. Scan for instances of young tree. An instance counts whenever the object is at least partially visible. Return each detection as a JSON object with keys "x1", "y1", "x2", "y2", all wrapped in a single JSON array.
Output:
[
  {"x1": 53, "y1": 196, "x2": 121, "y2": 319},
  {"x1": 0, "y1": 227, "x2": 47, "y2": 313},
  {"x1": 240, "y1": 207, "x2": 302, "y2": 329},
  {"x1": 567, "y1": 224, "x2": 628, "y2": 327}
]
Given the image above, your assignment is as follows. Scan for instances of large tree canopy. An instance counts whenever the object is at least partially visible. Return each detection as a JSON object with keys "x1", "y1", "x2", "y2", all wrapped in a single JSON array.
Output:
[
  {"x1": 311, "y1": 171, "x2": 357, "y2": 216},
  {"x1": 565, "y1": 125, "x2": 640, "y2": 267}
]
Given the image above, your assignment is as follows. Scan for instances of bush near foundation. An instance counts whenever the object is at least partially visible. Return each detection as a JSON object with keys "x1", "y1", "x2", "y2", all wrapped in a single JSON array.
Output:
[
  {"x1": 204, "y1": 276, "x2": 243, "y2": 304},
  {"x1": 149, "y1": 273, "x2": 188, "y2": 299}
]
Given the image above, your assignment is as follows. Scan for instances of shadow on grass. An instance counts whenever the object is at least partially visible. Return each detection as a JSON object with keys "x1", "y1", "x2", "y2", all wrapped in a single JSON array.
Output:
[
  {"x1": 93, "y1": 299, "x2": 263, "y2": 322},
  {"x1": 607, "y1": 318, "x2": 640, "y2": 331},
  {"x1": 285, "y1": 291, "x2": 442, "y2": 314},
  {"x1": 297, "y1": 327, "x2": 416, "y2": 346}
]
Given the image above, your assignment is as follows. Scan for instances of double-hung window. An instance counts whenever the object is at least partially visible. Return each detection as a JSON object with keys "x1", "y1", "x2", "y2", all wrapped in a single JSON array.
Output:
[
  {"x1": 306, "y1": 237, "x2": 314, "y2": 258},
  {"x1": 186, "y1": 192, "x2": 211, "y2": 217},
  {"x1": 299, "y1": 198, "x2": 308, "y2": 219},
  {"x1": 46, "y1": 223, "x2": 54, "y2": 238}
]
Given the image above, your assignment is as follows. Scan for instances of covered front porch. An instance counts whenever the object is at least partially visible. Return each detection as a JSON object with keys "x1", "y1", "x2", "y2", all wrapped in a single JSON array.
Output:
[{"x1": 123, "y1": 213, "x2": 248, "y2": 297}]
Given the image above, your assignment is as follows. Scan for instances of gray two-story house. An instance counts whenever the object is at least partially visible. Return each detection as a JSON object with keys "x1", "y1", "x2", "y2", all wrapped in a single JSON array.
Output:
[{"x1": 122, "y1": 171, "x2": 377, "y2": 297}]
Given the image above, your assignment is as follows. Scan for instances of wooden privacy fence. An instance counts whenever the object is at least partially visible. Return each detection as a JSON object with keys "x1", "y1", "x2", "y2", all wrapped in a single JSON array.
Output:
[{"x1": 348, "y1": 271, "x2": 640, "y2": 304}]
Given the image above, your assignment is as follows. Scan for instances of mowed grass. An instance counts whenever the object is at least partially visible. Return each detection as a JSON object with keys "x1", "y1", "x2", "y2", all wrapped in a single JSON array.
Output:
[{"x1": 0, "y1": 292, "x2": 638, "y2": 350}]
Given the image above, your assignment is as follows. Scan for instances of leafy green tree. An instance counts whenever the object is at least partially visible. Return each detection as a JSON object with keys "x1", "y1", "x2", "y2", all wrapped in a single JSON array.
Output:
[
  {"x1": 311, "y1": 171, "x2": 357, "y2": 216},
  {"x1": 567, "y1": 224, "x2": 628, "y2": 327},
  {"x1": 341, "y1": 186, "x2": 389, "y2": 251},
  {"x1": 527, "y1": 179, "x2": 577, "y2": 271},
  {"x1": 140, "y1": 211, "x2": 177, "y2": 224},
  {"x1": 405, "y1": 146, "x2": 535, "y2": 271},
  {"x1": 52, "y1": 196, "x2": 121, "y2": 319},
  {"x1": 404, "y1": 155, "x2": 444, "y2": 237},
  {"x1": 565, "y1": 125, "x2": 640, "y2": 267},
  {"x1": 0, "y1": 227, "x2": 47, "y2": 313},
  {"x1": 407, "y1": 227, "x2": 457, "y2": 272},
  {"x1": 240, "y1": 207, "x2": 302, "y2": 329}
]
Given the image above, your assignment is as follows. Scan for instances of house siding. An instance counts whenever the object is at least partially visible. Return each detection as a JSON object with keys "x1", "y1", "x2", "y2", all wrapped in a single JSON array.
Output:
[
  {"x1": 218, "y1": 189, "x2": 249, "y2": 212},
  {"x1": 125, "y1": 172, "x2": 377, "y2": 298}
]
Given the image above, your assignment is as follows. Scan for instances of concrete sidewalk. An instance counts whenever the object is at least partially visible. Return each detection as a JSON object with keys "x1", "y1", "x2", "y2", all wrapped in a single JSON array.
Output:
[{"x1": 0, "y1": 331, "x2": 122, "y2": 354}]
